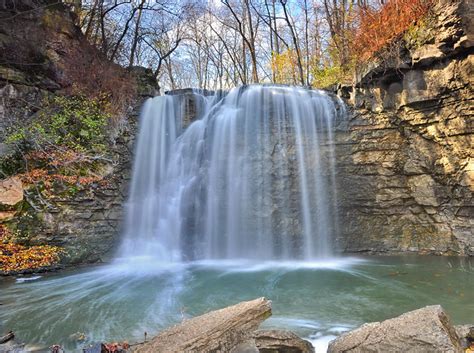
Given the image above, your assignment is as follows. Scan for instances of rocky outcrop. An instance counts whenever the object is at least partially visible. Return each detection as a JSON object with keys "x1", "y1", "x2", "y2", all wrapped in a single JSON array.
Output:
[
  {"x1": 336, "y1": 0, "x2": 473, "y2": 256},
  {"x1": 455, "y1": 325, "x2": 474, "y2": 349},
  {"x1": 132, "y1": 298, "x2": 315, "y2": 353},
  {"x1": 134, "y1": 297, "x2": 272, "y2": 353},
  {"x1": 328, "y1": 305, "x2": 462, "y2": 353},
  {"x1": 0, "y1": 176, "x2": 23, "y2": 223},
  {"x1": 0, "y1": 0, "x2": 145, "y2": 264},
  {"x1": 11, "y1": 131, "x2": 135, "y2": 264},
  {"x1": 253, "y1": 330, "x2": 314, "y2": 353},
  {"x1": 0, "y1": 177, "x2": 23, "y2": 208}
]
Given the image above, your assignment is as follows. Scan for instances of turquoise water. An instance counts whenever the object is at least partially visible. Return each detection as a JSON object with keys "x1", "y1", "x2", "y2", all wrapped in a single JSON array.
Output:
[{"x1": 1, "y1": 256, "x2": 473, "y2": 351}]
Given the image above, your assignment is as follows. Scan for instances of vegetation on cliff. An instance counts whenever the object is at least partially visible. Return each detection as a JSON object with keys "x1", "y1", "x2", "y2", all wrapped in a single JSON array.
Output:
[
  {"x1": 353, "y1": 0, "x2": 434, "y2": 62},
  {"x1": 0, "y1": 0, "x2": 137, "y2": 270}
]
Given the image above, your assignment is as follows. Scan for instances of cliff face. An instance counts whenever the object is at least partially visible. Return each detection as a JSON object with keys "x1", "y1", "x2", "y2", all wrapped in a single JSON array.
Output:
[
  {"x1": 0, "y1": 1, "x2": 148, "y2": 264},
  {"x1": 336, "y1": 0, "x2": 473, "y2": 255}
]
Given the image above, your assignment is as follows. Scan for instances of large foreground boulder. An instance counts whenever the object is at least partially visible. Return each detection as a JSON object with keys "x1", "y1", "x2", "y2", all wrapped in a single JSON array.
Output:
[
  {"x1": 253, "y1": 330, "x2": 314, "y2": 353},
  {"x1": 134, "y1": 297, "x2": 272, "y2": 353},
  {"x1": 328, "y1": 305, "x2": 462, "y2": 353}
]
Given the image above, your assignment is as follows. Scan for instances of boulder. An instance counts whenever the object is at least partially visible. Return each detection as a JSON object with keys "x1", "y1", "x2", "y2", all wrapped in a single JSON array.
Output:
[
  {"x1": 455, "y1": 325, "x2": 474, "y2": 349},
  {"x1": 253, "y1": 330, "x2": 314, "y2": 353},
  {"x1": 328, "y1": 305, "x2": 462, "y2": 353},
  {"x1": 134, "y1": 297, "x2": 272, "y2": 353},
  {"x1": 0, "y1": 177, "x2": 23, "y2": 210}
]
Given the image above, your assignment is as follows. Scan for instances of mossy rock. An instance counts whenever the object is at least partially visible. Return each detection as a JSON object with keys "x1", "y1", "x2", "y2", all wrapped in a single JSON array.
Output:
[{"x1": 0, "y1": 67, "x2": 30, "y2": 85}]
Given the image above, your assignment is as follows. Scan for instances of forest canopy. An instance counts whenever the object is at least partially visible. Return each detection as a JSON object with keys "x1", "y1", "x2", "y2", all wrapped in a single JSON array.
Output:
[{"x1": 74, "y1": 0, "x2": 434, "y2": 92}]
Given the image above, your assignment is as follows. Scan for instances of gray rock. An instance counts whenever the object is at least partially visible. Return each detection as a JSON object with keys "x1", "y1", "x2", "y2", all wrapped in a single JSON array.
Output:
[
  {"x1": 336, "y1": 0, "x2": 473, "y2": 256},
  {"x1": 133, "y1": 298, "x2": 272, "y2": 353},
  {"x1": 455, "y1": 325, "x2": 474, "y2": 349},
  {"x1": 328, "y1": 305, "x2": 462, "y2": 353},
  {"x1": 253, "y1": 330, "x2": 314, "y2": 353}
]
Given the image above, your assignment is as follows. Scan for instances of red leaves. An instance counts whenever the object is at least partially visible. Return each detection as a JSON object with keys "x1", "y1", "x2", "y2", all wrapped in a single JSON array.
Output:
[
  {"x1": 18, "y1": 147, "x2": 108, "y2": 190},
  {"x1": 353, "y1": 0, "x2": 435, "y2": 61},
  {"x1": 103, "y1": 341, "x2": 130, "y2": 353},
  {"x1": 19, "y1": 168, "x2": 105, "y2": 188}
]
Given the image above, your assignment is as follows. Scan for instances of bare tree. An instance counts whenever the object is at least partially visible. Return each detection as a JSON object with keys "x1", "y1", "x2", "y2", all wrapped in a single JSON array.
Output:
[
  {"x1": 220, "y1": 0, "x2": 260, "y2": 83},
  {"x1": 279, "y1": 0, "x2": 305, "y2": 85}
]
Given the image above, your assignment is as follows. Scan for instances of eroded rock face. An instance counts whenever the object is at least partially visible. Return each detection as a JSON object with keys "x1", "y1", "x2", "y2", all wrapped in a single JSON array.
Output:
[
  {"x1": 336, "y1": 0, "x2": 474, "y2": 256},
  {"x1": 0, "y1": 1, "x2": 139, "y2": 264},
  {"x1": 328, "y1": 305, "x2": 462, "y2": 353},
  {"x1": 0, "y1": 176, "x2": 23, "y2": 223}
]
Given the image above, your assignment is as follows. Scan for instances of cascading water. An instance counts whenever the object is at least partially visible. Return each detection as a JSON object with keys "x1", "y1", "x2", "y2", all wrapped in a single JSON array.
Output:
[
  {"x1": 4, "y1": 86, "x2": 472, "y2": 352},
  {"x1": 119, "y1": 85, "x2": 341, "y2": 262}
]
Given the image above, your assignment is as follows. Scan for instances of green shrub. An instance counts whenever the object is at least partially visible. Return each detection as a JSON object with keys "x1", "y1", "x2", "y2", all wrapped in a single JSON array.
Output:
[{"x1": 6, "y1": 95, "x2": 110, "y2": 154}]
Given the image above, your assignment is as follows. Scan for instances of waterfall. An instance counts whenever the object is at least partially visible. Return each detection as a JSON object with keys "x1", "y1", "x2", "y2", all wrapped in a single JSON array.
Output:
[{"x1": 119, "y1": 85, "x2": 341, "y2": 262}]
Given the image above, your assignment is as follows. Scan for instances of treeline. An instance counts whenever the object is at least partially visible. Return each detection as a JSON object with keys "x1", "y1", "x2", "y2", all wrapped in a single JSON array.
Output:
[{"x1": 73, "y1": 0, "x2": 434, "y2": 91}]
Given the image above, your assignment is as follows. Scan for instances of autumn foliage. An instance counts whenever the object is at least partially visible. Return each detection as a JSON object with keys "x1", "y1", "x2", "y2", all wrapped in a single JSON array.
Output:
[
  {"x1": 17, "y1": 149, "x2": 110, "y2": 192},
  {"x1": 63, "y1": 56, "x2": 136, "y2": 122},
  {"x1": 19, "y1": 167, "x2": 106, "y2": 189},
  {"x1": 272, "y1": 50, "x2": 301, "y2": 85},
  {"x1": 40, "y1": 8, "x2": 136, "y2": 121},
  {"x1": 0, "y1": 225, "x2": 63, "y2": 273},
  {"x1": 353, "y1": 0, "x2": 435, "y2": 62}
]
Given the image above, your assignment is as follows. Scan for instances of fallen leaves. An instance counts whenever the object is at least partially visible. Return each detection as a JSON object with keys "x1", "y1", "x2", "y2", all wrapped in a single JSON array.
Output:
[{"x1": 0, "y1": 226, "x2": 63, "y2": 273}]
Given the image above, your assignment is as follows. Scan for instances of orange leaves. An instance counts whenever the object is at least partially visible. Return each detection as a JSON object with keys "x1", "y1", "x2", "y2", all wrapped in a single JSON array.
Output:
[
  {"x1": 26, "y1": 149, "x2": 84, "y2": 168},
  {"x1": 0, "y1": 225, "x2": 63, "y2": 273},
  {"x1": 19, "y1": 168, "x2": 105, "y2": 188},
  {"x1": 353, "y1": 0, "x2": 435, "y2": 62},
  {"x1": 18, "y1": 147, "x2": 108, "y2": 191}
]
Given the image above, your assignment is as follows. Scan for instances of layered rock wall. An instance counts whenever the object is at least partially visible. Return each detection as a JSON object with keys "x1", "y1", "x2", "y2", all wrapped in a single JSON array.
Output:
[
  {"x1": 336, "y1": 0, "x2": 473, "y2": 255},
  {"x1": 0, "y1": 1, "x2": 149, "y2": 264}
]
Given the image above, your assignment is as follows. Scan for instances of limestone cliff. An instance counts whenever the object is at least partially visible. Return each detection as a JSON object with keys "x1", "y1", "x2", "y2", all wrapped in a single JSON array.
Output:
[
  {"x1": 0, "y1": 1, "x2": 153, "y2": 265},
  {"x1": 336, "y1": 0, "x2": 473, "y2": 255}
]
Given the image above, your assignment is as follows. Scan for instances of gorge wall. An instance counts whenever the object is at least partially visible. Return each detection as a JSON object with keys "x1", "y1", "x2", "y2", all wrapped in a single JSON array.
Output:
[
  {"x1": 336, "y1": 0, "x2": 473, "y2": 256},
  {"x1": 0, "y1": 1, "x2": 155, "y2": 265}
]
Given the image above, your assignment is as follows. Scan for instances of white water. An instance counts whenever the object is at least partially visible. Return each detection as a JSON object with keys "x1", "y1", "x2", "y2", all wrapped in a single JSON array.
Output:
[{"x1": 119, "y1": 85, "x2": 341, "y2": 262}]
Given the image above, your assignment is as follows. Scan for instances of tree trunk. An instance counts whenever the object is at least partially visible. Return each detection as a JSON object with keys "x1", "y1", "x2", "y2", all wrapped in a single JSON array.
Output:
[{"x1": 128, "y1": 0, "x2": 146, "y2": 68}]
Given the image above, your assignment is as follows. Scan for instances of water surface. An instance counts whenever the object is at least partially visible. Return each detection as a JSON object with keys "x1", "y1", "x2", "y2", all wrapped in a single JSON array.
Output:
[{"x1": 1, "y1": 255, "x2": 473, "y2": 351}]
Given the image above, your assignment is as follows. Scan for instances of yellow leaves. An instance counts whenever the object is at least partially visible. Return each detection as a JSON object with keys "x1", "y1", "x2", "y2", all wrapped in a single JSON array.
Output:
[
  {"x1": 271, "y1": 50, "x2": 300, "y2": 85},
  {"x1": 0, "y1": 225, "x2": 63, "y2": 273}
]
